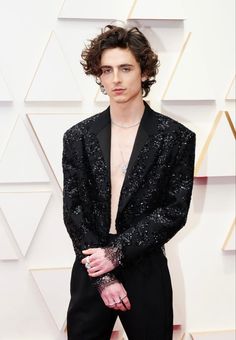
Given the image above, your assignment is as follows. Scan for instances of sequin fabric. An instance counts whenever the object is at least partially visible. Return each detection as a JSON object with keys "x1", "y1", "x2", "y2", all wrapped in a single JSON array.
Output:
[
  {"x1": 62, "y1": 101, "x2": 196, "y2": 291},
  {"x1": 95, "y1": 273, "x2": 119, "y2": 294},
  {"x1": 104, "y1": 245, "x2": 123, "y2": 267}
]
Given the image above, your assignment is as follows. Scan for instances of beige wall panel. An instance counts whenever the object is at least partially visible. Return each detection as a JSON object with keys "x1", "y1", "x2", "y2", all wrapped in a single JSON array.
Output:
[
  {"x1": 138, "y1": 27, "x2": 187, "y2": 101},
  {"x1": 0, "y1": 69, "x2": 13, "y2": 101},
  {"x1": 28, "y1": 114, "x2": 89, "y2": 189},
  {"x1": 222, "y1": 218, "x2": 236, "y2": 251},
  {"x1": 0, "y1": 116, "x2": 17, "y2": 160},
  {"x1": 188, "y1": 329, "x2": 235, "y2": 339},
  {"x1": 128, "y1": 0, "x2": 185, "y2": 20},
  {"x1": 31, "y1": 267, "x2": 71, "y2": 330},
  {"x1": 178, "y1": 178, "x2": 235, "y2": 329},
  {"x1": 196, "y1": 111, "x2": 235, "y2": 177},
  {"x1": 58, "y1": 0, "x2": 133, "y2": 20},
  {"x1": 25, "y1": 191, "x2": 75, "y2": 269},
  {"x1": 162, "y1": 33, "x2": 215, "y2": 101},
  {"x1": 0, "y1": 209, "x2": 18, "y2": 260},
  {"x1": 225, "y1": 75, "x2": 236, "y2": 100},
  {"x1": 0, "y1": 192, "x2": 51, "y2": 256},
  {"x1": 0, "y1": 117, "x2": 50, "y2": 183},
  {"x1": 0, "y1": 260, "x2": 64, "y2": 340},
  {"x1": 25, "y1": 32, "x2": 82, "y2": 102}
]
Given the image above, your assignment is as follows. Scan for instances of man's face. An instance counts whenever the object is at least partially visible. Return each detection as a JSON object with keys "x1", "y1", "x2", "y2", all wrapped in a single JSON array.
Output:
[{"x1": 99, "y1": 47, "x2": 147, "y2": 104}]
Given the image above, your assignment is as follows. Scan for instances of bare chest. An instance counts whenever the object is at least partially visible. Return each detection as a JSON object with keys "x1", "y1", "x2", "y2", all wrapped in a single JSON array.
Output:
[
  {"x1": 110, "y1": 127, "x2": 138, "y2": 186},
  {"x1": 109, "y1": 126, "x2": 139, "y2": 233}
]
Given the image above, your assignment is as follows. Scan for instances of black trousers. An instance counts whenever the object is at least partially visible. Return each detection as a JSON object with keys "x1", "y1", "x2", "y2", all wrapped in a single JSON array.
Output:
[{"x1": 67, "y1": 250, "x2": 173, "y2": 340}]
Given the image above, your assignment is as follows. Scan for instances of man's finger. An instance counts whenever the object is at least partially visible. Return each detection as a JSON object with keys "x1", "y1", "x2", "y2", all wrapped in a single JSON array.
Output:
[
  {"x1": 88, "y1": 269, "x2": 104, "y2": 277},
  {"x1": 116, "y1": 301, "x2": 126, "y2": 311},
  {"x1": 88, "y1": 264, "x2": 101, "y2": 274},
  {"x1": 107, "y1": 299, "x2": 117, "y2": 309},
  {"x1": 121, "y1": 296, "x2": 131, "y2": 310},
  {"x1": 81, "y1": 256, "x2": 90, "y2": 265},
  {"x1": 82, "y1": 248, "x2": 96, "y2": 255},
  {"x1": 88, "y1": 258, "x2": 100, "y2": 266}
]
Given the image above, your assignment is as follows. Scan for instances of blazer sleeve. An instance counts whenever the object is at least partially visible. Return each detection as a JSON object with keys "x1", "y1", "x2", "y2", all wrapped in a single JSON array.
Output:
[
  {"x1": 110, "y1": 131, "x2": 196, "y2": 264},
  {"x1": 62, "y1": 131, "x2": 119, "y2": 291}
]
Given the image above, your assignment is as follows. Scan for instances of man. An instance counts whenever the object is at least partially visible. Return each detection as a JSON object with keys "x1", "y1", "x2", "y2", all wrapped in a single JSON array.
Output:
[{"x1": 62, "y1": 25, "x2": 196, "y2": 340}]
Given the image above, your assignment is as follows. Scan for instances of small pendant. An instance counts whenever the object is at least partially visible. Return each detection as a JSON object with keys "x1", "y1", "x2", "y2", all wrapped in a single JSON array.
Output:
[{"x1": 121, "y1": 164, "x2": 128, "y2": 175}]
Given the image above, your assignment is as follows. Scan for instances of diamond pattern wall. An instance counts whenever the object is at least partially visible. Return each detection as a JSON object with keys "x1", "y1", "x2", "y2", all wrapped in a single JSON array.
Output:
[
  {"x1": 25, "y1": 32, "x2": 82, "y2": 102},
  {"x1": 0, "y1": 70, "x2": 13, "y2": 102},
  {"x1": 0, "y1": 192, "x2": 51, "y2": 256},
  {"x1": 0, "y1": 117, "x2": 50, "y2": 183}
]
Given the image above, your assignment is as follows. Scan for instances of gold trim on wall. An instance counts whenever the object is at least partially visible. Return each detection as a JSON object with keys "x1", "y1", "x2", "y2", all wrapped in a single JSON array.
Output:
[
  {"x1": 0, "y1": 116, "x2": 18, "y2": 162},
  {"x1": 127, "y1": 0, "x2": 138, "y2": 19},
  {"x1": 57, "y1": 0, "x2": 66, "y2": 18},
  {"x1": 26, "y1": 114, "x2": 62, "y2": 191},
  {"x1": 195, "y1": 111, "x2": 222, "y2": 176},
  {"x1": 225, "y1": 75, "x2": 236, "y2": 100},
  {"x1": 194, "y1": 111, "x2": 235, "y2": 176},
  {"x1": 24, "y1": 32, "x2": 53, "y2": 102},
  {"x1": 180, "y1": 333, "x2": 194, "y2": 340},
  {"x1": 162, "y1": 32, "x2": 191, "y2": 100},
  {"x1": 30, "y1": 266, "x2": 72, "y2": 272},
  {"x1": 225, "y1": 111, "x2": 236, "y2": 138},
  {"x1": 24, "y1": 31, "x2": 81, "y2": 102},
  {"x1": 222, "y1": 218, "x2": 236, "y2": 251}
]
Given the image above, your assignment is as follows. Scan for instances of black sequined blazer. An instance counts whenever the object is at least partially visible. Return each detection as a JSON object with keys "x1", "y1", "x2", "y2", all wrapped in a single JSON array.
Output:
[{"x1": 62, "y1": 101, "x2": 196, "y2": 288}]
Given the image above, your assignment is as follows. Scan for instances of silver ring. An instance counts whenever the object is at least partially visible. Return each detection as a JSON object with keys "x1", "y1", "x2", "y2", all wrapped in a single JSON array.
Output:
[
  {"x1": 117, "y1": 300, "x2": 123, "y2": 304},
  {"x1": 85, "y1": 257, "x2": 91, "y2": 269},
  {"x1": 85, "y1": 263, "x2": 91, "y2": 269},
  {"x1": 108, "y1": 302, "x2": 117, "y2": 307},
  {"x1": 120, "y1": 294, "x2": 127, "y2": 301}
]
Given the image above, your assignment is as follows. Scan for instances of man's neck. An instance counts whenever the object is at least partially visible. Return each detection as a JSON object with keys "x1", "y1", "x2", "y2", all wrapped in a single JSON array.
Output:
[{"x1": 110, "y1": 98, "x2": 145, "y2": 126}]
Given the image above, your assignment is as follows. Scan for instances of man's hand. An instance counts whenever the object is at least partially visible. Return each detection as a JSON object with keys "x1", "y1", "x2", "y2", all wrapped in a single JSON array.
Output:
[
  {"x1": 81, "y1": 248, "x2": 115, "y2": 277},
  {"x1": 100, "y1": 281, "x2": 131, "y2": 311}
]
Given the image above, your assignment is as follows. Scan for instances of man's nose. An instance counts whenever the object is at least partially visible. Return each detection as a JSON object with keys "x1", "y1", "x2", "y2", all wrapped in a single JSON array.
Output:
[{"x1": 112, "y1": 70, "x2": 121, "y2": 83}]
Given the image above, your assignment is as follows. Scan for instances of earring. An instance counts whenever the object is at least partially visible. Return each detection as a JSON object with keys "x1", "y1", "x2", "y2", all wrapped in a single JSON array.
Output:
[{"x1": 100, "y1": 84, "x2": 107, "y2": 95}]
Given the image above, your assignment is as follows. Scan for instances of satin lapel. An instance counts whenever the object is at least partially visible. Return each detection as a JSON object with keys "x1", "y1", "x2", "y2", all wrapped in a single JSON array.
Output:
[
  {"x1": 89, "y1": 106, "x2": 111, "y2": 168},
  {"x1": 96, "y1": 122, "x2": 111, "y2": 174},
  {"x1": 87, "y1": 107, "x2": 111, "y2": 200}
]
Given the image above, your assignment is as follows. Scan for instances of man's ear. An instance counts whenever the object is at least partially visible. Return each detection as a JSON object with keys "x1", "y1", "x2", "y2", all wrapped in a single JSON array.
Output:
[{"x1": 141, "y1": 74, "x2": 148, "y2": 82}]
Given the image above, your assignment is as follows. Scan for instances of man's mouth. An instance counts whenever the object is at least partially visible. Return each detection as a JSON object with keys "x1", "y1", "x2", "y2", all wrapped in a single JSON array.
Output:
[{"x1": 113, "y1": 88, "x2": 125, "y2": 94}]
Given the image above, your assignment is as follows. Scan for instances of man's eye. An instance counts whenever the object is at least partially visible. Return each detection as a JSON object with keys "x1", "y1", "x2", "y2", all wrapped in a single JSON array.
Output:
[
  {"x1": 122, "y1": 67, "x2": 131, "y2": 72},
  {"x1": 102, "y1": 69, "x2": 111, "y2": 74}
]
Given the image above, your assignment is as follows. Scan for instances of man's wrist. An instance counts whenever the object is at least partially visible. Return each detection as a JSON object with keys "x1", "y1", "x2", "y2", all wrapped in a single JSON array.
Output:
[
  {"x1": 104, "y1": 244, "x2": 123, "y2": 268},
  {"x1": 94, "y1": 273, "x2": 119, "y2": 294}
]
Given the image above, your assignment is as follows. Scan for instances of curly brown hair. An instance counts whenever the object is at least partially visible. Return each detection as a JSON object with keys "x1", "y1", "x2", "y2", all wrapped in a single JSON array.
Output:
[{"x1": 81, "y1": 25, "x2": 160, "y2": 97}]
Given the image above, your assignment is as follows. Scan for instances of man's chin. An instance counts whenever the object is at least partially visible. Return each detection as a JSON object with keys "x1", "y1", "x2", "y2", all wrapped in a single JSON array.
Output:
[{"x1": 112, "y1": 96, "x2": 129, "y2": 104}]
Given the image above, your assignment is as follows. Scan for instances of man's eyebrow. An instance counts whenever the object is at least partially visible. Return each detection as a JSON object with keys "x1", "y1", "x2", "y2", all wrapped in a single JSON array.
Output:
[
  {"x1": 100, "y1": 64, "x2": 134, "y2": 68},
  {"x1": 119, "y1": 64, "x2": 134, "y2": 67}
]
